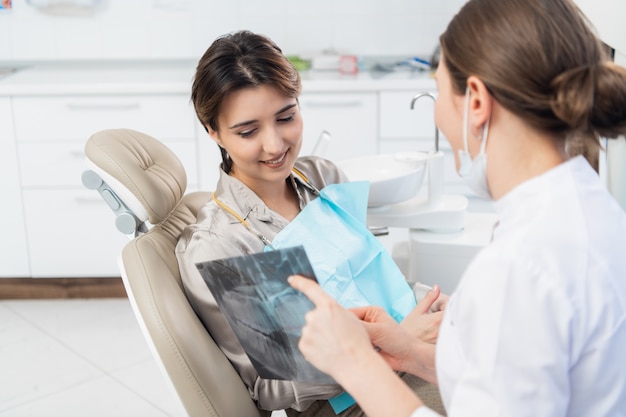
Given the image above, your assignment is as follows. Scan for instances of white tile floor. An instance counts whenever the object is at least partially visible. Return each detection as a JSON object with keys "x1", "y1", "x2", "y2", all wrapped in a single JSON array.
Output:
[{"x1": 0, "y1": 298, "x2": 287, "y2": 417}]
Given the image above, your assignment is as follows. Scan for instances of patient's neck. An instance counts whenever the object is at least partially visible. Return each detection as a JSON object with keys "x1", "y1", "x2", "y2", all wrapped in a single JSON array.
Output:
[{"x1": 259, "y1": 178, "x2": 300, "y2": 221}]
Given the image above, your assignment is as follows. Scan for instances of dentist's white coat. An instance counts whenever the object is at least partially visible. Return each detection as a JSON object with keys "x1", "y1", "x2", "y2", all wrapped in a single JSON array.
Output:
[{"x1": 416, "y1": 156, "x2": 626, "y2": 417}]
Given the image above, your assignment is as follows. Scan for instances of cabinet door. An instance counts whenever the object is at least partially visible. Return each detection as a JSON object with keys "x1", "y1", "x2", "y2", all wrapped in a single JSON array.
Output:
[
  {"x1": 379, "y1": 90, "x2": 439, "y2": 146},
  {"x1": 18, "y1": 140, "x2": 199, "y2": 277},
  {"x1": 13, "y1": 94, "x2": 200, "y2": 277},
  {"x1": 299, "y1": 92, "x2": 378, "y2": 162},
  {"x1": 22, "y1": 189, "x2": 130, "y2": 277},
  {"x1": 0, "y1": 98, "x2": 30, "y2": 277},
  {"x1": 13, "y1": 95, "x2": 199, "y2": 187},
  {"x1": 378, "y1": 91, "x2": 471, "y2": 195}
]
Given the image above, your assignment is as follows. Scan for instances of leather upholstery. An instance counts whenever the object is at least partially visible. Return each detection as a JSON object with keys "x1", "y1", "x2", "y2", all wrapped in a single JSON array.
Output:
[{"x1": 84, "y1": 129, "x2": 269, "y2": 417}]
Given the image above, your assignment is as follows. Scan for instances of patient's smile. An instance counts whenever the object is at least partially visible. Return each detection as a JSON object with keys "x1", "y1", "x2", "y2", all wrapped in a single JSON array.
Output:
[{"x1": 263, "y1": 151, "x2": 287, "y2": 166}]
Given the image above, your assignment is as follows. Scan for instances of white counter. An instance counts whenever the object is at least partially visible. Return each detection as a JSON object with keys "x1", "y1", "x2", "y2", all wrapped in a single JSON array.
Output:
[{"x1": 0, "y1": 61, "x2": 436, "y2": 96}]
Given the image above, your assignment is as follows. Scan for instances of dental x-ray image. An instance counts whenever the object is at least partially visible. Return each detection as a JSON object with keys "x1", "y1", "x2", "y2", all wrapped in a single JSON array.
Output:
[{"x1": 195, "y1": 245, "x2": 335, "y2": 384}]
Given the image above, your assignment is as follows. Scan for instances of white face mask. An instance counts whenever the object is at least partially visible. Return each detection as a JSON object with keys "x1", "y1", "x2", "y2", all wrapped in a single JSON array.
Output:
[{"x1": 457, "y1": 87, "x2": 492, "y2": 200}]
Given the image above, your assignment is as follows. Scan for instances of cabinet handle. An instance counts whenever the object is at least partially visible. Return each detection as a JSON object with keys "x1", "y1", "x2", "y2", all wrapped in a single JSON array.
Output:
[
  {"x1": 66, "y1": 102, "x2": 141, "y2": 111},
  {"x1": 302, "y1": 100, "x2": 363, "y2": 109}
]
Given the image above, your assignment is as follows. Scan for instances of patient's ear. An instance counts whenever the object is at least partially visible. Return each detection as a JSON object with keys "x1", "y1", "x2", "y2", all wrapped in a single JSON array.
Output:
[{"x1": 206, "y1": 126, "x2": 223, "y2": 147}]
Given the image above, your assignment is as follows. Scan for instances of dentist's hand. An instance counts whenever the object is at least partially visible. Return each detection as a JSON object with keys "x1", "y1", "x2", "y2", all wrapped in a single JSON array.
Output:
[
  {"x1": 288, "y1": 275, "x2": 376, "y2": 379},
  {"x1": 289, "y1": 275, "x2": 437, "y2": 384},
  {"x1": 289, "y1": 275, "x2": 429, "y2": 417}
]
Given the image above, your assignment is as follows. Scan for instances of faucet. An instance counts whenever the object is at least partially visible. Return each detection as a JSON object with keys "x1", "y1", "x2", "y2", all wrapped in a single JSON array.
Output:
[
  {"x1": 410, "y1": 92, "x2": 439, "y2": 152},
  {"x1": 410, "y1": 91, "x2": 443, "y2": 207}
]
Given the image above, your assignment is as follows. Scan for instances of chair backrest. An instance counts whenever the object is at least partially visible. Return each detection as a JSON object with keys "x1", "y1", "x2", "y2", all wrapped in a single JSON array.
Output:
[{"x1": 83, "y1": 129, "x2": 269, "y2": 417}]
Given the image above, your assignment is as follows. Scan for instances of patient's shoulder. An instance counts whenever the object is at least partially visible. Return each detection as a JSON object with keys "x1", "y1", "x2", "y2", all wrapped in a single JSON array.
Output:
[
  {"x1": 294, "y1": 156, "x2": 348, "y2": 187},
  {"x1": 176, "y1": 201, "x2": 229, "y2": 254}
]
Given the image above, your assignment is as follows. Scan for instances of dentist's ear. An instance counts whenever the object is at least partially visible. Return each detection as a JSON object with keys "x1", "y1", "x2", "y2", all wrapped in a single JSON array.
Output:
[{"x1": 466, "y1": 75, "x2": 492, "y2": 137}]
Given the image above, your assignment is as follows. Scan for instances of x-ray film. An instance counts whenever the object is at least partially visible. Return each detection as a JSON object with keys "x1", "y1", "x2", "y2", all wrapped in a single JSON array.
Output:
[{"x1": 195, "y1": 245, "x2": 335, "y2": 384}]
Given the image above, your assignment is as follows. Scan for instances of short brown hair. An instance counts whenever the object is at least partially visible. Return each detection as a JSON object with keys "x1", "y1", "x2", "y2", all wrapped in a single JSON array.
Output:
[
  {"x1": 191, "y1": 31, "x2": 302, "y2": 173},
  {"x1": 192, "y1": 30, "x2": 301, "y2": 132}
]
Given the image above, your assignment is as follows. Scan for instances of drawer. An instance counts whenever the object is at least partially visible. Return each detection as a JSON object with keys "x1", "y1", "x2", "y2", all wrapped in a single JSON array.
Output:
[
  {"x1": 12, "y1": 95, "x2": 196, "y2": 142},
  {"x1": 299, "y1": 92, "x2": 379, "y2": 160},
  {"x1": 22, "y1": 188, "x2": 131, "y2": 277},
  {"x1": 379, "y1": 91, "x2": 438, "y2": 142},
  {"x1": 18, "y1": 139, "x2": 198, "y2": 188}
]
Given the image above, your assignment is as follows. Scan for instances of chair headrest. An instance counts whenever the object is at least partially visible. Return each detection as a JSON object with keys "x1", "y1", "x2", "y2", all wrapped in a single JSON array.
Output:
[{"x1": 85, "y1": 129, "x2": 187, "y2": 226}]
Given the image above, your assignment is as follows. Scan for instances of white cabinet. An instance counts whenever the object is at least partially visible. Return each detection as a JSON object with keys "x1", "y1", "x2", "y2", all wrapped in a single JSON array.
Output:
[
  {"x1": 21, "y1": 189, "x2": 130, "y2": 277},
  {"x1": 299, "y1": 92, "x2": 378, "y2": 162},
  {"x1": 0, "y1": 66, "x2": 446, "y2": 277},
  {"x1": 0, "y1": 97, "x2": 30, "y2": 277},
  {"x1": 12, "y1": 94, "x2": 200, "y2": 277},
  {"x1": 379, "y1": 90, "x2": 439, "y2": 147},
  {"x1": 378, "y1": 91, "x2": 469, "y2": 195}
]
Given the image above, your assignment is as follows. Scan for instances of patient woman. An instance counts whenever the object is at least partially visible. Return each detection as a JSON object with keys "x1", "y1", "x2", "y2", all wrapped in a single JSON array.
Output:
[{"x1": 175, "y1": 30, "x2": 446, "y2": 416}]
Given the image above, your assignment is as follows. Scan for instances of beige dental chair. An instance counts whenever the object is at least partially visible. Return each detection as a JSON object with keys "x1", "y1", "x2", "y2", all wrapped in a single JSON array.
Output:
[{"x1": 81, "y1": 128, "x2": 269, "y2": 417}]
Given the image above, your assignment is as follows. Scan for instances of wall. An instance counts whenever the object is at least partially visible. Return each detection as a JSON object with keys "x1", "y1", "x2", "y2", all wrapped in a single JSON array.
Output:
[
  {"x1": 574, "y1": 0, "x2": 626, "y2": 56},
  {"x1": 574, "y1": 0, "x2": 626, "y2": 211},
  {"x1": 0, "y1": 0, "x2": 466, "y2": 64}
]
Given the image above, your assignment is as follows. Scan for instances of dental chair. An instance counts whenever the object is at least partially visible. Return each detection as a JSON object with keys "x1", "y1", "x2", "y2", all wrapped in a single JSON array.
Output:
[{"x1": 81, "y1": 128, "x2": 269, "y2": 417}]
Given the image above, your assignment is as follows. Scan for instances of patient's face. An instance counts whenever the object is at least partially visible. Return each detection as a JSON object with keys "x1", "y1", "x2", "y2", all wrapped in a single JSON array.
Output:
[{"x1": 209, "y1": 85, "x2": 304, "y2": 192}]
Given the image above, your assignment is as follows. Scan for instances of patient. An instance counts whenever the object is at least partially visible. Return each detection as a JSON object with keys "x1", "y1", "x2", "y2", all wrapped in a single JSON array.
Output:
[{"x1": 175, "y1": 30, "x2": 446, "y2": 416}]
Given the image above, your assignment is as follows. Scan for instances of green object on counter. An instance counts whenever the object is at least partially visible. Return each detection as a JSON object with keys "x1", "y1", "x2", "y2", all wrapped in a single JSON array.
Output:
[{"x1": 287, "y1": 55, "x2": 311, "y2": 71}]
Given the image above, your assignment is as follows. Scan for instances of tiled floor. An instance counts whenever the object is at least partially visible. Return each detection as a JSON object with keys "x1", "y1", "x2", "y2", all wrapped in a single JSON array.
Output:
[{"x1": 0, "y1": 298, "x2": 287, "y2": 417}]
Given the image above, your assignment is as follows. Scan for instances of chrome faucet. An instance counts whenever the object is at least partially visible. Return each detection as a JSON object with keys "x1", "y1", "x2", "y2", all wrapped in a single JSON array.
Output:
[{"x1": 410, "y1": 92, "x2": 439, "y2": 152}]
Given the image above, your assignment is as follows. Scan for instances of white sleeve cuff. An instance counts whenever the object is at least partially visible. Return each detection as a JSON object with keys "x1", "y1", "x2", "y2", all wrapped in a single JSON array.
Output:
[{"x1": 410, "y1": 406, "x2": 443, "y2": 417}]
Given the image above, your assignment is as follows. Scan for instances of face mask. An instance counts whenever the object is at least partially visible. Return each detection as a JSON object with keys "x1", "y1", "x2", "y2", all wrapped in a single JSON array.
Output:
[{"x1": 457, "y1": 87, "x2": 492, "y2": 200}]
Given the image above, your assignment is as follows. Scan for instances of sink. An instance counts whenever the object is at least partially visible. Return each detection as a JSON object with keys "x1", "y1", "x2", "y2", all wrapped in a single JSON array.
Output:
[{"x1": 338, "y1": 152, "x2": 429, "y2": 207}]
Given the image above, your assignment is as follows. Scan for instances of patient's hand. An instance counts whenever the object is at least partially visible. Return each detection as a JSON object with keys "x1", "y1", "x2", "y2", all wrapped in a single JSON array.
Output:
[
  {"x1": 402, "y1": 285, "x2": 445, "y2": 344},
  {"x1": 349, "y1": 304, "x2": 438, "y2": 383},
  {"x1": 430, "y1": 291, "x2": 449, "y2": 312}
]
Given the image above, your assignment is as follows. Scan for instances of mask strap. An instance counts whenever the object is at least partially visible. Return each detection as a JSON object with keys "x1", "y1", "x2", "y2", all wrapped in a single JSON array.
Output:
[
  {"x1": 462, "y1": 87, "x2": 470, "y2": 153},
  {"x1": 464, "y1": 86, "x2": 490, "y2": 156},
  {"x1": 479, "y1": 118, "x2": 490, "y2": 154}
]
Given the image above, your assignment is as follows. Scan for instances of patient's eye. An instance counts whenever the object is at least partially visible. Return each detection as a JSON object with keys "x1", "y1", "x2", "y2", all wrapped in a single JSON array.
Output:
[
  {"x1": 239, "y1": 128, "x2": 257, "y2": 138},
  {"x1": 277, "y1": 113, "x2": 295, "y2": 123}
]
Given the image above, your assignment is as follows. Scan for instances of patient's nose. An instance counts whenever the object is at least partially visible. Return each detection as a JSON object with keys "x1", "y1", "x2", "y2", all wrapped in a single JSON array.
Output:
[{"x1": 262, "y1": 128, "x2": 284, "y2": 155}]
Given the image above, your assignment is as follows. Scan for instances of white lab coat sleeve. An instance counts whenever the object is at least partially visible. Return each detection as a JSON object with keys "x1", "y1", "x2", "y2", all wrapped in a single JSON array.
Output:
[{"x1": 439, "y1": 252, "x2": 573, "y2": 417}]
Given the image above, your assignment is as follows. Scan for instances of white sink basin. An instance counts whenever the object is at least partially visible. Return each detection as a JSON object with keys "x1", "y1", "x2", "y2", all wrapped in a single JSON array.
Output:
[{"x1": 338, "y1": 152, "x2": 428, "y2": 207}]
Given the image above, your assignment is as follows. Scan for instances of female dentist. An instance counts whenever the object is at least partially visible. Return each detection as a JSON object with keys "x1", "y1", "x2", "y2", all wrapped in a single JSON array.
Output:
[{"x1": 289, "y1": 0, "x2": 626, "y2": 416}]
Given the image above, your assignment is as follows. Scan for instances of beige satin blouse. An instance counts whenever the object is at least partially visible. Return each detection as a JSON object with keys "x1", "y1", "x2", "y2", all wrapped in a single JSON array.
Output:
[{"x1": 175, "y1": 156, "x2": 348, "y2": 412}]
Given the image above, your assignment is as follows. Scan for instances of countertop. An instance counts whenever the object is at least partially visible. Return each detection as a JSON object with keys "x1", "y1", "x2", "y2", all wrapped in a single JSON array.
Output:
[{"x1": 0, "y1": 61, "x2": 437, "y2": 96}]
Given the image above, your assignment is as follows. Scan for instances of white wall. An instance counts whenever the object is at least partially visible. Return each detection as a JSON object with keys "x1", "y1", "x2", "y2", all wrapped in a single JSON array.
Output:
[
  {"x1": 573, "y1": 0, "x2": 626, "y2": 56},
  {"x1": 573, "y1": 0, "x2": 626, "y2": 211},
  {"x1": 0, "y1": 0, "x2": 466, "y2": 63}
]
